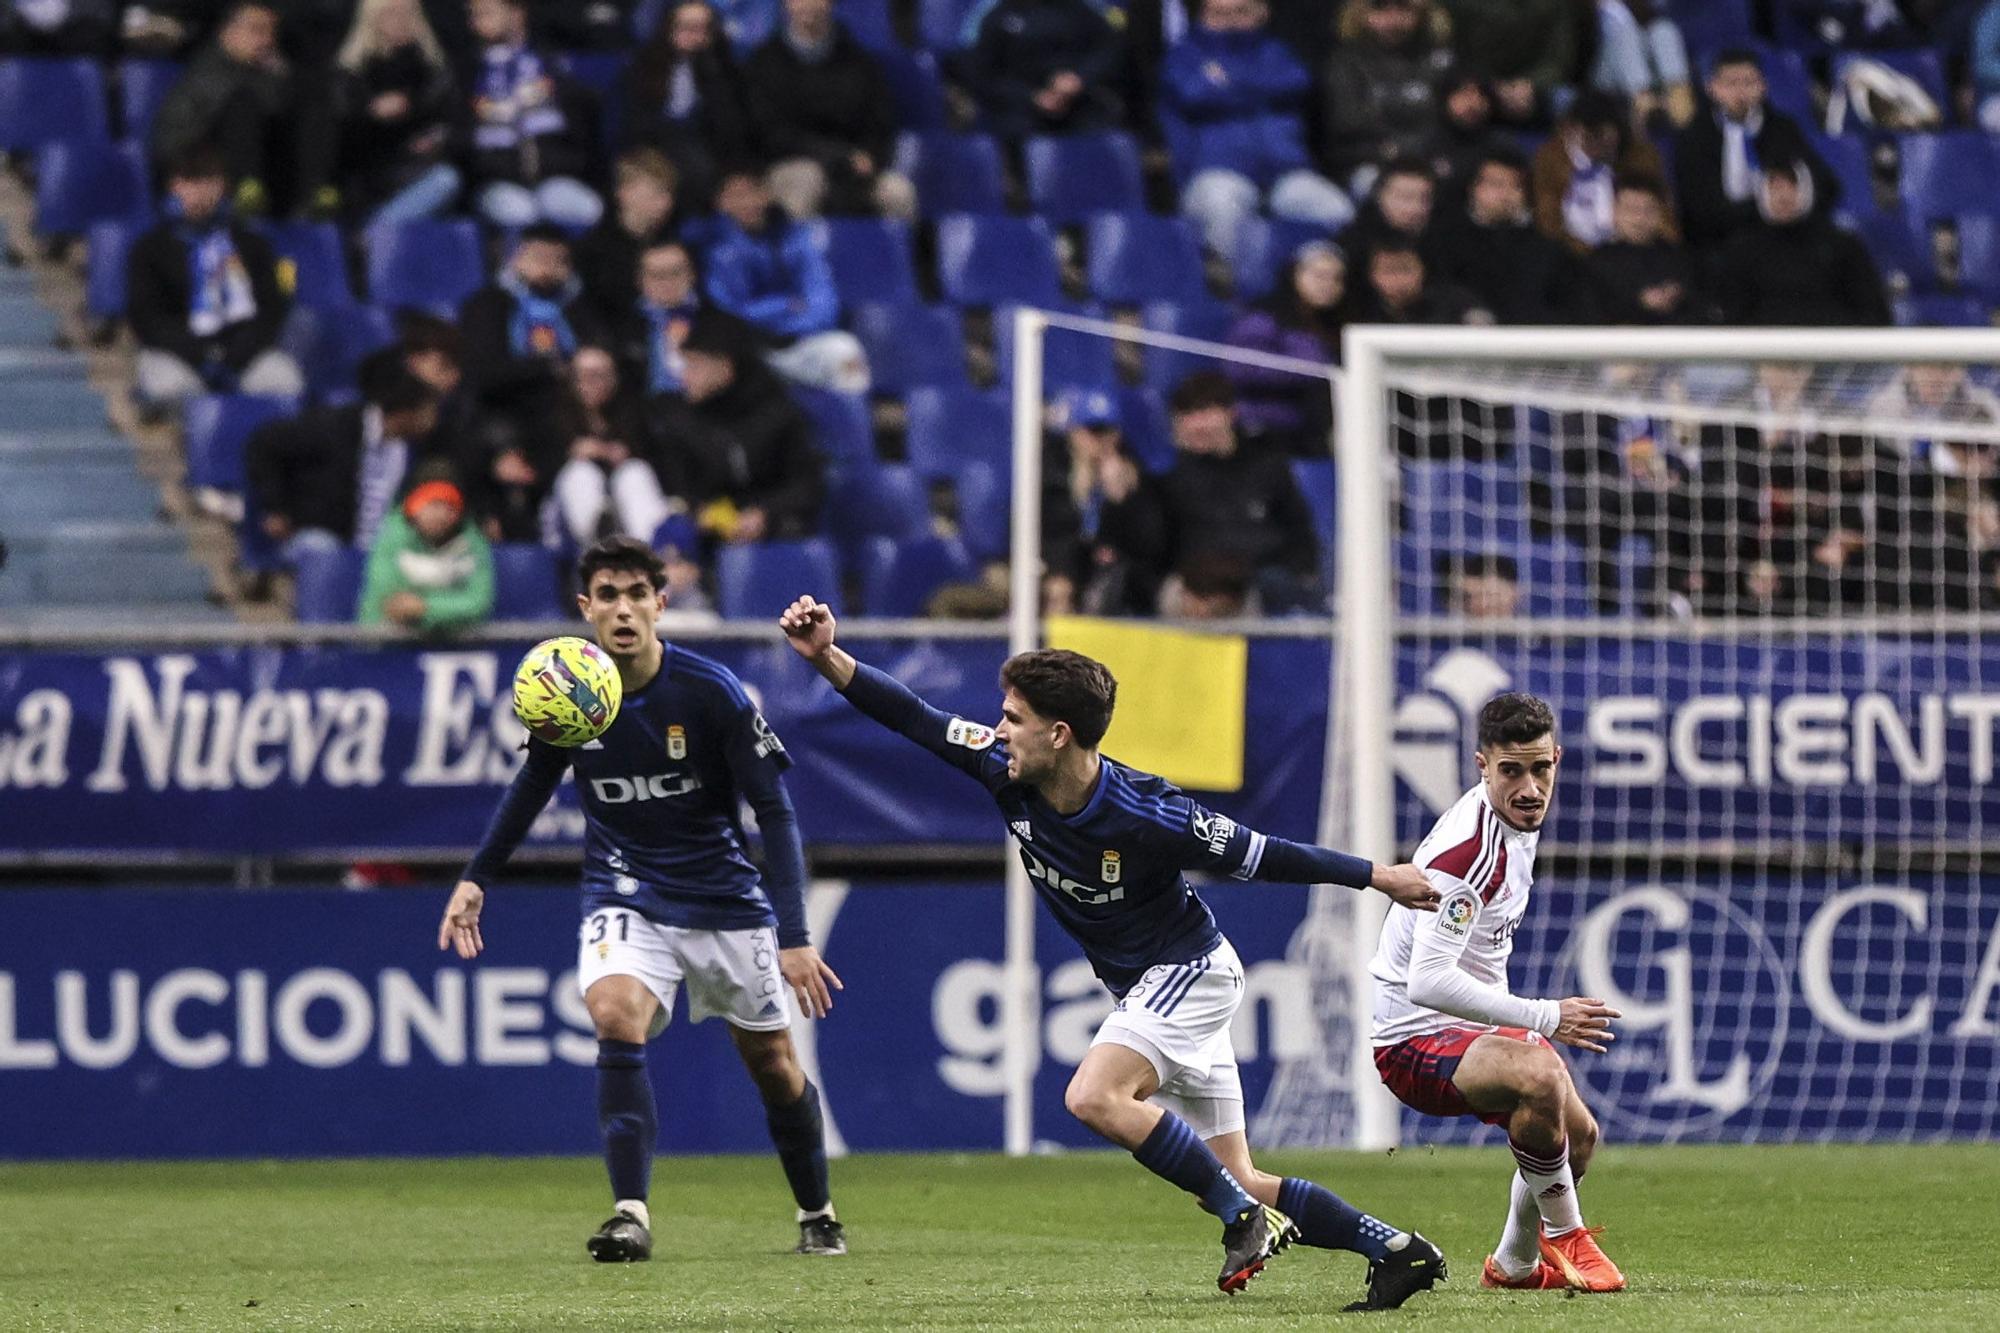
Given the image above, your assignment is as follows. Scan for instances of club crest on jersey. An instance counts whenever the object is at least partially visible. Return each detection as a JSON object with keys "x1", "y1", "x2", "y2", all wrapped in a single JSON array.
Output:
[
  {"x1": 947, "y1": 717, "x2": 996, "y2": 750},
  {"x1": 1439, "y1": 894, "x2": 1476, "y2": 937},
  {"x1": 666, "y1": 725, "x2": 687, "y2": 760},
  {"x1": 1101, "y1": 851, "x2": 1122, "y2": 884}
]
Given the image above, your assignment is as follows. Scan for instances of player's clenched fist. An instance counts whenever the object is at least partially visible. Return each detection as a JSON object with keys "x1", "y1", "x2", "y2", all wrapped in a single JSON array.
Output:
[
  {"x1": 780, "y1": 596, "x2": 836, "y2": 655},
  {"x1": 1553, "y1": 996, "x2": 1620, "y2": 1053},
  {"x1": 1371, "y1": 862, "x2": 1441, "y2": 912}
]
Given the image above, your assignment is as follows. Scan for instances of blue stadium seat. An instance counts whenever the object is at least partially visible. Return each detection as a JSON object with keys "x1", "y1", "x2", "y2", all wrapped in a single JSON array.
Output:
[
  {"x1": 184, "y1": 393, "x2": 298, "y2": 495},
  {"x1": 1140, "y1": 298, "x2": 1237, "y2": 394},
  {"x1": 1808, "y1": 133, "x2": 1876, "y2": 217},
  {"x1": 281, "y1": 304, "x2": 399, "y2": 403},
  {"x1": 1669, "y1": 0, "x2": 1751, "y2": 55},
  {"x1": 1086, "y1": 212, "x2": 1210, "y2": 306},
  {"x1": 991, "y1": 302, "x2": 1119, "y2": 397},
  {"x1": 1733, "y1": 46, "x2": 1816, "y2": 126},
  {"x1": 859, "y1": 534, "x2": 976, "y2": 615},
  {"x1": 364, "y1": 219, "x2": 486, "y2": 316},
  {"x1": 1832, "y1": 48, "x2": 1948, "y2": 118},
  {"x1": 904, "y1": 385, "x2": 1010, "y2": 477},
  {"x1": 716, "y1": 539, "x2": 840, "y2": 619},
  {"x1": 1841, "y1": 211, "x2": 1932, "y2": 293},
  {"x1": 852, "y1": 301, "x2": 969, "y2": 393},
  {"x1": 1899, "y1": 133, "x2": 2000, "y2": 223},
  {"x1": 943, "y1": 460, "x2": 1009, "y2": 559},
  {"x1": 935, "y1": 214, "x2": 1061, "y2": 308},
  {"x1": 118, "y1": 58, "x2": 181, "y2": 142},
  {"x1": 0, "y1": 58, "x2": 110, "y2": 152},
  {"x1": 1956, "y1": 214, "x2": 2000, "y2": 298},
  {"x1": 294, "y1": 546, "x2": 367, "y2": 623},
  {"x1": 838, "y1": 0, "x2": 899, "y2": 51},
  {"x1": 1291, "y1": 460, "x2": 1336, "y2": 548},
  {"x1": 919, "y1": 0, "x2": 981, "y2": 51},
  {"x1": 1231, "y1": 216, "x2": 1338, "y2": 303},
  {"x1": 791, "y1": 385, "x2": 876, "y2": 464},
  {"x1": 895, "y1": 132, "x2": 1007, "y2": 215},
  {"x1": 558, "y1": 50, "x2": 630, "y2": 153},
  {"x1": 1114, "y1": 385, "x2": 1176, "y2": 473},
  {"x1": 1400, "y1": 461, "x2": 1529, "y2": 552},
  {"x1": 819, "y1": 217, "x2": 919, "y2": 308},
  {"x1": 85, "y1": 218, "x2": 146, "y2": 320},
  {"x1": 826, "y1": 463, "x2": 933, "y2": 561},
  {"x1": 491, "y1": 544, "x2": 564, "y2": 619},
  {"x1": 35, "y1": 140, "x2": 148, "y2": 237},
  {"x1": 876, "y1": 45, "x2": 947, "y2": 131},
  {"x1": 1893, "y1": 293, "x2": 1990, "y2": 326},
  {"x1": 1023, "y1": 133, "x2": 1145, "y2": 226},
  {"x1": 260, "y1": 221, "x2": 355, "y2": 311}
]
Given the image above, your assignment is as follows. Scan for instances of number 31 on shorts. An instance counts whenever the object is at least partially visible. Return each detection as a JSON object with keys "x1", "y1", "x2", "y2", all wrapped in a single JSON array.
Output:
[{"x1": 584, "y1": 911, "x2": 633, "y2": 945}]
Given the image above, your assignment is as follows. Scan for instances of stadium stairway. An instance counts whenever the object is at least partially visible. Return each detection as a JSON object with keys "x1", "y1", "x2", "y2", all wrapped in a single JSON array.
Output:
[{"x1": 0, "y1": 257, "x2": 223, "y2": 626}]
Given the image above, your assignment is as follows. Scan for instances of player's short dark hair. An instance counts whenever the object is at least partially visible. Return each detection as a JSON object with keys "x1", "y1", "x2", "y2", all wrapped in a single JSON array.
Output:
[
  {"x1": 577, "y1": 536, "x2": 666, "y2": 592},
  {"x1": 1000, "y1": 650, "x2": 1117, "y2": 750},
  {"x1": 1477, "y1": 692, "x2": 1556, "y2": 751}
]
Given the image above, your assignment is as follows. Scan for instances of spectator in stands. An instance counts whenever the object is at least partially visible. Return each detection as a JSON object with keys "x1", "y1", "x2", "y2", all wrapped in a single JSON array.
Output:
[
  {"x1": 0, "y1": 0, "x2": 114, "y2": 55},
  {"x1": 652, "y1": 315, "x2": 825, "y2": 543},
  {"x1": 458, "y1": 225, "x2": 603, "y2": 538},
  {"x1": 1345, "y1": 237, "x2": 1476, "y2": 323},
  {"x1": 1224, "y1": 240, "x2": 1345, "y2": 454},
  {"x1": 332, "y1": 0, "x2": 462, "y2": 227},
  {"x1": 462, "y1": 0, "x2": 602, "y2": 229},
  {"x1": 1590, "y1": 1, "x2": 1695, "y2": 128},
  {"x1": 1419, "y1": 67, "x2": 1510, "y2": 206},
  {"x1": 1158, "y1": 553, "x2": 1259, "y2": 618},
  {"x1": 1674, "y1": 48, "x2": 1833, "y2": 255},
  {"x1": 150, "y1": 3, "x2": 321, "y2": 216},
  {"x1": 704, "y1": 168, "x2": 870, "y2": 394},
  {"x1": 1156, "y1": 371, "x2": 1322, "y2": 612},
  {"x1": 550, "y1": 344, "x2": 684, "y2": 549},
  {"x1": 575, "y1": 149, "x2": 683, "y2": 328},
  {"x1": 1337, "y1": 160, "x2": 1437, "y2": 268},
  {"x1": 742, "y1": 0, "x2": 915, "y2": 221},
  {"x1": 630, "y1": 0, "x2": 755, "y2": 207},
  {"x1": 358, "y1": 477, "x2": 495, "y2": 630},
  {"x1": 1040, "y1": 388, "x2": 1169, "y2": 617},
  {"x1": 965, "y1": 0, "x2": 1127, "y2": 141},
  {"x1": 1556, "y1": 392, "x2": 1703, "y2": 614},
  {"x1": 127, "y1": 146, "x2": 304, "y2": 412},
  {"x1": 1319, "y1": 0, "x2": 1457, "y2": 192},
  {"x1": 1530, "y1": 89, "x2": 1672, "y2": 252},
  {"x1": 1432, "y1": 148, "x2": 1581, "y2": 323},
  {"x1": 1161, "y1": 0, "x2": 1354, "y2": 263},
  {"x1": 1717, "y1": 163, "x2": 1890, "y2": 327},
  {"x1": 1976, "y1": 1, "x2": 2000, "y2": 132},
  {"x1": 1435, "y1": 0, "x2": 1582, "y2": 127},
  {"x1": 398, "y1": 310, "x2": 478, "y2": 453},
  {"x1": 617, "y1": 238, "x2": 711, "y2": 397},
  {"x1": 1584, "y1": 174, "x2": 1694, "y2": 324},
  {"x1": 1866, "y1": 364, "x2": 2000, "y2": 612},
  {"x1": 247, "y1": 353, "x2": 440, "y2": 557},
  {"x1": 1439, "y1": 552, "x2": 1520, "y2": 617}
]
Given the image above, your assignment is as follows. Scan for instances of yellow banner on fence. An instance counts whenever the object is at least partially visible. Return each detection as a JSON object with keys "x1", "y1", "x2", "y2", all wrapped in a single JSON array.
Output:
[{"x1": 1045, "y1": 617, "x2": 1248, "y2": 792}]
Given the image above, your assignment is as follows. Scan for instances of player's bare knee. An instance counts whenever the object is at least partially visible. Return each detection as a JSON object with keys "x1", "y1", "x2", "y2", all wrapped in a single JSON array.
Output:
[
  {"x1": 1514, "y1": 1049, "x2": 1569, "y2": 1117},
  {"x1": 586, "y1": 993, "x2": 651, "y2": 1044},
  {"x1": 1569, "y1": 1108, "x2": 1601, "y2": 1174}
]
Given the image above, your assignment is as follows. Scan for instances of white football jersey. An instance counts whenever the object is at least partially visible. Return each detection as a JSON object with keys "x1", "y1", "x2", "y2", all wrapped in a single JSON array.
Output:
[{"x1": 1370, "y1": 783, "x2": 1543, "y2": 1046}]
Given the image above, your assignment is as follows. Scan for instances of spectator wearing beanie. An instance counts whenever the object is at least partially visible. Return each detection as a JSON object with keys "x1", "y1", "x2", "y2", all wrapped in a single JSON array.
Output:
[{"x1": 359, "y1": 477, "x2": 495, "y2": 630}]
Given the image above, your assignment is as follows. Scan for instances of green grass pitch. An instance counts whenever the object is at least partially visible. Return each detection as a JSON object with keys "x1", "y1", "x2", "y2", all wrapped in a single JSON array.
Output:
[{"x1": 2, "y1": 1145, "x2": 1993, "y2": 1330}]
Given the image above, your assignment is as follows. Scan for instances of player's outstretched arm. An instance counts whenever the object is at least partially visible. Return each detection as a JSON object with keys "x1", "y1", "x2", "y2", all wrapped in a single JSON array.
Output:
[
  {"x1": 1182, "y1": 806, "x2": 1440, "y2": 912},
  {"x1": 438, "y1": 880, "x2": 485, "y2": 959}
]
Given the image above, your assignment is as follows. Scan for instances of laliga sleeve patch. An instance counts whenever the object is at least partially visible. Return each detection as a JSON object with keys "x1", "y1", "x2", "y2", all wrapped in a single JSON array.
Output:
[
  {"x1": 946, "y1": 717, "x2": 996, "y2": 750},
  {"x1": 1437, "y1": 892, "x2": 1478, "y2": 939}
]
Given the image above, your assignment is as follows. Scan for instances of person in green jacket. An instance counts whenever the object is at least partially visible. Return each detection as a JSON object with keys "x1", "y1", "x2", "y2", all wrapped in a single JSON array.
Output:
[{"x1": 358, "y1": 479, "x2": 495, "y2": 630}]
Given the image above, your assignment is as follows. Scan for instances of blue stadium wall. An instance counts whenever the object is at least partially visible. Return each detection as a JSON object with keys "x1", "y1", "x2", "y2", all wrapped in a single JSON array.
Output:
[{"x1": 2, "y1": 635, "x2": 1998, "y2": 1153}]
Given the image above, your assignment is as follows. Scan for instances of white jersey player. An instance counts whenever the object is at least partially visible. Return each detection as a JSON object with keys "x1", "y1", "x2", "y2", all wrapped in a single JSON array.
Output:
[{"x1": 1368, "y1": 693, "x2": 1628, "y2": 1294}]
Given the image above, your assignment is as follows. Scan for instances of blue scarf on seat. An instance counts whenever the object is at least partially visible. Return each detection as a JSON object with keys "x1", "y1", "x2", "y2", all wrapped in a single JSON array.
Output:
[{"x1": 502, "y1": 270, "x2": 579, "y2": 359}]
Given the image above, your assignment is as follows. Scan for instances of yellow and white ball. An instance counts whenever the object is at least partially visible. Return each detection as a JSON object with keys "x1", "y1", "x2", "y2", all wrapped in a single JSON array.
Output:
[{"x1": 511, "y1": 636, "x2": 623, "y2": 746}]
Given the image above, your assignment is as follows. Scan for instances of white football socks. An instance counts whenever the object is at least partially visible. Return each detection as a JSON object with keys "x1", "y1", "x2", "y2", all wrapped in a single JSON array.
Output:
[
  {"x1": 1509, "y1": 1138, "x2": 1583, "y2": 1237},
  {"x1": 797, "y1": 1203, "x2": 836, "y2": 1223},
  {"x1": 1493, "y1": 1171, "x2": 1543, "y2": 1277},
  {"x1": 615, "y1": 1199, "x2": 650, "y2": 1229}
]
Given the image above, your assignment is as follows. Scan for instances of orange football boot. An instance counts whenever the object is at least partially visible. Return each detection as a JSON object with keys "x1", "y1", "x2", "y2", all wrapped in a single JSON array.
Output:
[
  {"x1": 1480, "y1": 1254, "x2": 1569, "y2": 1289},
  {"x1": 1539, "y1": 1226, "x2": 1626, "y2": 1292}
]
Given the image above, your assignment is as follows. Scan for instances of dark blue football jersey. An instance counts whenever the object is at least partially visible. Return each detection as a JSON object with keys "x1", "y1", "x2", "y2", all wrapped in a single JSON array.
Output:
[
  {"x1": 467, "y1": 644, "x2": 808, "y2": 942},
  {"x1": 840, "y1": 663, "x2": 1285, "y2": 994}
]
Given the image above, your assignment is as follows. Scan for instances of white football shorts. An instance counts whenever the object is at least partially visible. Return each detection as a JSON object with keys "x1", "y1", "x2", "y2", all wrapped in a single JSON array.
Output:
[
  {"x1": 576, "y1": 908, "x2": 791, "y2": 1035},
  {"x1": 1092, "y1": 936, "x2": 1246, "y2": 1140}
]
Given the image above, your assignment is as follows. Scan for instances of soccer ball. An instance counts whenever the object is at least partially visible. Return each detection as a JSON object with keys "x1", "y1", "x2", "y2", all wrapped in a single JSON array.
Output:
[{"x1": 512, "y1": 636, "x2": 622, "y2": 746}]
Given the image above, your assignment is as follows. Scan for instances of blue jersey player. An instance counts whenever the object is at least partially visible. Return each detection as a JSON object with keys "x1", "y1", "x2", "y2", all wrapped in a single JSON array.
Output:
[
  {"x1": 780, "y1": 595, "x2": 1449, "y2": 1310},
  {"x1": 438, "y1": 538, "x2": 847, "y2": 1263}
]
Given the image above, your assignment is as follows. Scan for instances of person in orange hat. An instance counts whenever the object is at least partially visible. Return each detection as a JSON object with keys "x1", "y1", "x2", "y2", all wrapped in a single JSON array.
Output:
[{"x1": 358, "y1": 475, "x2": 495, "y2": 630}]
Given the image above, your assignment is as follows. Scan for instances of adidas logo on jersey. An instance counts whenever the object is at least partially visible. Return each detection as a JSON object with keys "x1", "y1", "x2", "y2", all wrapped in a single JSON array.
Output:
[
  {"x1": 758, "y1": 1001, "x2": 782, "y2": 1017},
  {"x1": 581, "y1": 738, "x2": 604, "y2": 750},
  {"x1": 1010, "y1": 820, "x2": 1032, "y2": 842}
]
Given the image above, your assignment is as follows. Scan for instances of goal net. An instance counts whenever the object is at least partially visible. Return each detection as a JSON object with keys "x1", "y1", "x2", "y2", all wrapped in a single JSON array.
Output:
[{"x1": 1313, "y1": 327, "x2": 2000, "y2": 1148}]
